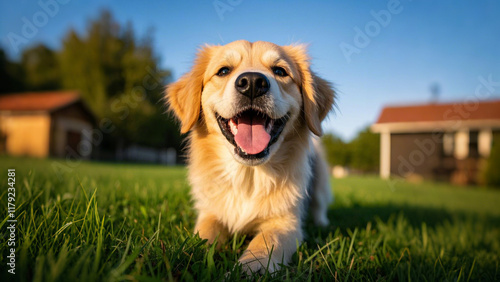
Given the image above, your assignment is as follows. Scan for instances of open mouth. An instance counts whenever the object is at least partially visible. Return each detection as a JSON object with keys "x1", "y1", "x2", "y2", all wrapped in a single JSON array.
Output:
[{"x1": 216, "y1": 108, "x2": 289, "y2": 160}]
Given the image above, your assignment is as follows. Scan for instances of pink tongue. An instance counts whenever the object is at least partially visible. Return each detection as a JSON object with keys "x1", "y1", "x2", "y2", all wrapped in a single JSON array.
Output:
[{"x1": 234, "y1": 115, "x2": 271, "y2": 155}]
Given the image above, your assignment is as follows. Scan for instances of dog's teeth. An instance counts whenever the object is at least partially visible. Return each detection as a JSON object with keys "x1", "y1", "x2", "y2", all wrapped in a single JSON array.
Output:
[
  {"x1": 238, "y1": 146, "x2": 247, "y2": 154},
  {"x1": 266, "y1": 120, "x2": 274, "y2": 133},
  {"x1": 229, "y1": 119, "x2": 238, "y2": 135}
]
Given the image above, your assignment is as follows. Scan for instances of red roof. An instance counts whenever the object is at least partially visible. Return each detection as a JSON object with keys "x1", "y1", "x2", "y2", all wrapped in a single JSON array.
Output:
[
  {"x1": 375, "y1": 100, "x2": 500, "y2": 124},
  {"x1": 0, "y1": 91, "x2": 81, "y2": 112}
]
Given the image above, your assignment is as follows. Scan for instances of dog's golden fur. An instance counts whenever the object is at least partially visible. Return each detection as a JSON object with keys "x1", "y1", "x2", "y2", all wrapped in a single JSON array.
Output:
[{"x1": 166, "y1": 40, "x2": 334, "y2": 274}]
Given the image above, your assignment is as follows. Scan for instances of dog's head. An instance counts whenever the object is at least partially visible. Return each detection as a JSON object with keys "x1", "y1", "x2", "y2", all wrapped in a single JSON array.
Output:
[{"x1": 167, "y1": 40, "x2": 334, "y2": 166}]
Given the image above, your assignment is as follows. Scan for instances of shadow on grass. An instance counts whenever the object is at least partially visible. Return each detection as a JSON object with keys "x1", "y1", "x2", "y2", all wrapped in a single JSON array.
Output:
[
  {"x1": 324, "y1": 204, "x2": 500, "y2": 231},
  {"x1": 299, "y1": 204, "x2": 500, "y2": 280}
]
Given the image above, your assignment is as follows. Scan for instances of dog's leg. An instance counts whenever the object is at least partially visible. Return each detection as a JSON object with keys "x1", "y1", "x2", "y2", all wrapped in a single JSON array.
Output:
[
  {"x1": 239, "y1": 216, "x2": 303, "y2": 274},
  {"x1": 310, "y1": 153, "x2": 332, "y2": 227},
  {"x1": 194, "y1": 213, "x2": 229, "y2": 246}
]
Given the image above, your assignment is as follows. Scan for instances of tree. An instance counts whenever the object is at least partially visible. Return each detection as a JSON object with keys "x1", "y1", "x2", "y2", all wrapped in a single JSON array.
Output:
[
  {"x1": 0, "y1": 48, "x2": 24, "y2": 94},
  {"x1": 58, "y1": 10, "x2": 180, "y2": 149},
  {"x1": 21, "y1": 44, "x2": 61, "y2": 90},
  {"x1": 322, "y1": 127, "x2": 380, "y2": 173},
  {"x1": 349, "y1": 127, "x2": 380, "y2": 172},
  {"x1": 322, "y1": 133, "x2": 350, "y2": 167}
]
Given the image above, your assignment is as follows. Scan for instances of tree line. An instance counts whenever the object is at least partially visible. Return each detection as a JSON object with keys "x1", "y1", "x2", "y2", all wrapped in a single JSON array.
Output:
[
  {"x1": 0, "y1": 10, "x2": 182, "y2": 153},
  {"x1": 322, "y1": 127, "x2": 380, "y2": 173}
]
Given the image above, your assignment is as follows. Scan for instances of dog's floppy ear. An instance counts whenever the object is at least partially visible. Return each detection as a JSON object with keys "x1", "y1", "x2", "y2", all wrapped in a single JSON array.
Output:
[
  {"x1": 283, "y1": 44, "x2": 335, "y2": 136},
  {"x1": 166, "y1": 46, "x2": 213, "y2": 133}
]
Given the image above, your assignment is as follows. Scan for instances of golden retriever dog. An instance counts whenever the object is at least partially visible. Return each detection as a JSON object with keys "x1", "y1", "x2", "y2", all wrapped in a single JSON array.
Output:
[{"x1": 166, "y1": 40, "x2": 334, "y2": 274}]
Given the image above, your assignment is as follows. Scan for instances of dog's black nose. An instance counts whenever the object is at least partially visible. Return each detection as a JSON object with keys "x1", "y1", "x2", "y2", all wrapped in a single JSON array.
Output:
[{"x1": 235, "y1": 72, "x2": 270, "y2": 99}]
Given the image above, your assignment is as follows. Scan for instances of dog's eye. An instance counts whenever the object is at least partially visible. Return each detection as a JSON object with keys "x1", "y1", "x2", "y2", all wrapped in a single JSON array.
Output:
[
  {"x1": 272, "y1": 67, "x2": 287, "y2": 77},
  {"x1": 217, "y1": 67, "x2": 231, "y2": 76}
]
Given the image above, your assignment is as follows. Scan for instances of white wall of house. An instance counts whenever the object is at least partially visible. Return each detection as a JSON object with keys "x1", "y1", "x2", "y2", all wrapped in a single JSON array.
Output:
[
  {"x1": 454, "y1": 130, "x2": 469, "y2": 160},
  {"x1": 117, "y1": 145, "x2": 177, "y2": 164},
  {"x1": 380, "y1": 131, "x2": 391, "y2": 179},
  {"x1": 478, "y1": 129, "x2": 492, "y2": 157}
]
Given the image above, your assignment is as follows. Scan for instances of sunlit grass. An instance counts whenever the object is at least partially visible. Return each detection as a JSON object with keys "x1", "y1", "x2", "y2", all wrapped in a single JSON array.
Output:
[{"x1": 0, "y1": 156, "x2": 498, "y2": 281}]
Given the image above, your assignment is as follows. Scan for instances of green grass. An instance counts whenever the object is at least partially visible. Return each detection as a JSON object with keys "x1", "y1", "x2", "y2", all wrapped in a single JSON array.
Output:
[{"x1": 0, "y1": 156, "x2": 499, "y2": 281}]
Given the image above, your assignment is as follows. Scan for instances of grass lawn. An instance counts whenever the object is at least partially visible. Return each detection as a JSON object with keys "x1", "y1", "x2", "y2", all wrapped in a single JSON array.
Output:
[{"x1": 1, "y1": 156, "x2": 499, "y2": 281}]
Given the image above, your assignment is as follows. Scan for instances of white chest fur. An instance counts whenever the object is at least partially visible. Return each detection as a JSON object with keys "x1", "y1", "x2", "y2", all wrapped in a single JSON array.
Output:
[{"x1": 190, "y1": 158, "x2": 309, "y2": 233}]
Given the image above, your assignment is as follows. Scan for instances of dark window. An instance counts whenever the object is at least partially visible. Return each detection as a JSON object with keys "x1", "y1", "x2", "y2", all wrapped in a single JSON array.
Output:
[{"x1": 469, "y1": 131, "x2": 479, "y2": 158}]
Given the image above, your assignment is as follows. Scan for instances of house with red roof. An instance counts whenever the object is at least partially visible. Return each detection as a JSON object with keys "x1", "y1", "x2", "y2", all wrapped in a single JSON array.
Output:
[
  {"x1": 371, "y1": 99, "x2": 500, "y2": 185},
  {"x1": 0, "y1": 91, "x2": 96, "y2": 158}
]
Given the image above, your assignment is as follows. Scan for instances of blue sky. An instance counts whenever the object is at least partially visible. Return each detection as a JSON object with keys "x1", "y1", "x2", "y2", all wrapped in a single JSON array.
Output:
[{"x1": 2, "y1": 0, "x2": 499, "y2": 140}]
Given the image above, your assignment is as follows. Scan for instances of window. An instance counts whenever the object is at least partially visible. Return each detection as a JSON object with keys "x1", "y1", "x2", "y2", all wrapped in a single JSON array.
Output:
[{"x1": 469, "y1": 131, "x2": 479, "y2": 158}]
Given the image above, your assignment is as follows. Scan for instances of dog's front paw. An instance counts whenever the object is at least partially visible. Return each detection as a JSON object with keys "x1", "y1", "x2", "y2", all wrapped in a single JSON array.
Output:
[{"x1": 238, "y1": 252, "x2": 278, "y2": 275}]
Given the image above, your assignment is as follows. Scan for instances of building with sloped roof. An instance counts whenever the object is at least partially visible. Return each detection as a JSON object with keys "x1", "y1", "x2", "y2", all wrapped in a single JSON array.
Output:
[
  {"x1": 371, "y1": 99, "x2": 500, "y2": 185},
  {"x1": 0, "y1": 91, "x2": 96, "y2": 158}
]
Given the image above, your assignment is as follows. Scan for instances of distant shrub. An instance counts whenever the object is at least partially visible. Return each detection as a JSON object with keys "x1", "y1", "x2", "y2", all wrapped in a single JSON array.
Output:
[
  {"x1": 322, "y1": 127, "x2": 380, "y2": 173},
  {"x1": 322, "y1": 133, "x2": 351, "y2": 167},
  {"x1": 349, "y1": 128, "x2": 380, "y2": 173},
  {"x1": 484, "y1": 133, "x2": 500, "y2": 187}
]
